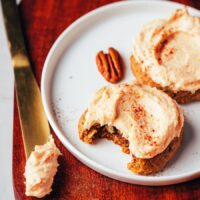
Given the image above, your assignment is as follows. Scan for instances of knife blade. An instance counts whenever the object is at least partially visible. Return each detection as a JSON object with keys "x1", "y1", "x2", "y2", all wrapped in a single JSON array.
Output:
[{"x1": 1, "y1": 0, "x2": 50, "y2": 158}]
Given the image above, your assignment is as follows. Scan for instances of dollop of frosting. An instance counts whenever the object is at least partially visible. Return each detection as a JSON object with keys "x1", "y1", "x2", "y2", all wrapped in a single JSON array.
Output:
[
  {"x1": 24, "y1": 135, "x2": 61, "y2": 198},
  {"x1": 83, "y1": 83, "x2": 183, "y2": 158},
  {"x1": 132, "y1": 8, "x2": 200, "y2": 93}
]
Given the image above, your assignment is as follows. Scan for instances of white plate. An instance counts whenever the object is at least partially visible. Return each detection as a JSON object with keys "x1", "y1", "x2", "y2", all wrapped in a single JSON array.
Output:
[{"x1": 41, "y1": 0, "x2": 200, "y2": 186}]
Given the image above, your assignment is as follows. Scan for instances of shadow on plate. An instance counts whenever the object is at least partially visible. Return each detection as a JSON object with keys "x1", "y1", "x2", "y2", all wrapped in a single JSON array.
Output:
[{"x1": 166, "y1": 118, "x2": 194, "y2": 168}]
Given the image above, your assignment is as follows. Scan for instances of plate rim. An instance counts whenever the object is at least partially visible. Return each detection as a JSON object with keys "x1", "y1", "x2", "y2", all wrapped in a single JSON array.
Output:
[{"x1": 41, "y1": 0, "x2": 200, "y2": 186}]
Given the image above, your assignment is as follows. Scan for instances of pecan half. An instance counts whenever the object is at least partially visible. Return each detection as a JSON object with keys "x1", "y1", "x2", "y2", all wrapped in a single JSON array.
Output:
[{"x1": 96, "y1": 47, "x2": 123, "y2": 83}]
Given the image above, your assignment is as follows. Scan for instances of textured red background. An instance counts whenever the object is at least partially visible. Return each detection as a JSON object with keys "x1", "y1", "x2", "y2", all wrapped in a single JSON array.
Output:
[{"x1": 13, "y1": 0, "x2": 200, "y2": 199}]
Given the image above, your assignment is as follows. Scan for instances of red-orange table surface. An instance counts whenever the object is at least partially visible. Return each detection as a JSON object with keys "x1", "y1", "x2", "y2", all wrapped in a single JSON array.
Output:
[{"x1": 13, "y1": 1, "x2": 200, "y2": 199}]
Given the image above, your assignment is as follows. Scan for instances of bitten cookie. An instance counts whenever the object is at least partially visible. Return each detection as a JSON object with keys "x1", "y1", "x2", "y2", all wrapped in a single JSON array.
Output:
[{"x1": 78, "y1": 83, "x2": 184, "y2": 175}]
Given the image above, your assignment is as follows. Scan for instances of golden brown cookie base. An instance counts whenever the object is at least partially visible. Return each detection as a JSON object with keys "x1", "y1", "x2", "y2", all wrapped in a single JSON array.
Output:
[
  {"x1": 78, "y1": 111, "x2": 183, "y2": 175},
  {"x1": 128, "y1": 133, "x2": 183, "y2": 175},
  {"x1": 130, "y1": 55, "x2": 200, "y2": 104}
]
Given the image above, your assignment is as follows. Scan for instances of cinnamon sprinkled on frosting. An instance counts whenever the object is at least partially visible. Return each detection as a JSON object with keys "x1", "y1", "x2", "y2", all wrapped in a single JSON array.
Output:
[
  {"x1": 132, "y1": 8, "x2": 200, "y2": 93},
  {"x1": 83, "y1": 82, "x2": 184, "y2": 158}
]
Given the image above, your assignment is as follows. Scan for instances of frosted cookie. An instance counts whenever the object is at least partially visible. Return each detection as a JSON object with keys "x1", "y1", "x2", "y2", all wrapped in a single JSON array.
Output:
[
  {"x1": 131, "y1": 8, "x2": 200, "y2": 103},
  {"x1": 78, "y1": 83, "x2": 184, "y2": 175}
]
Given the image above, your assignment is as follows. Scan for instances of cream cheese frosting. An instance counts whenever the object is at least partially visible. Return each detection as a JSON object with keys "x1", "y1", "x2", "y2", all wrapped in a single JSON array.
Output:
[
  {"x1": 83, "y1": 83, "x2": 184, "y2": 159},
  {"x1": 132, "y1": 8, "x2": 200, "y2": 93},
  {"x1": 24, "y1": 135, "x2": 61, "y2": 198}
]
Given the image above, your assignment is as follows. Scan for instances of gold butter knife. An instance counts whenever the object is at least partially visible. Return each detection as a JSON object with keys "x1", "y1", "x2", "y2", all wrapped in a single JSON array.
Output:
[{"x1": 1, "y1": 0, "x2": 50, "y2": 158}]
